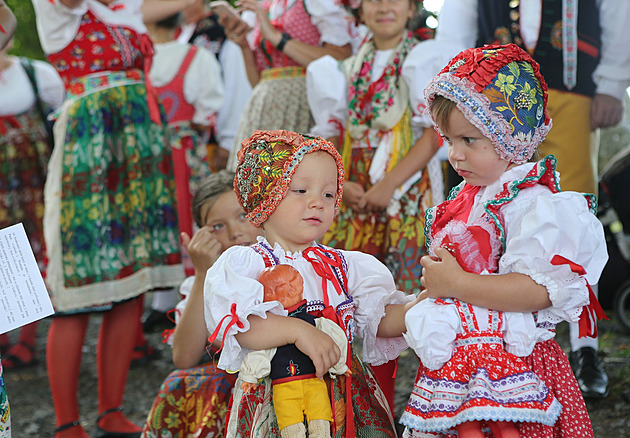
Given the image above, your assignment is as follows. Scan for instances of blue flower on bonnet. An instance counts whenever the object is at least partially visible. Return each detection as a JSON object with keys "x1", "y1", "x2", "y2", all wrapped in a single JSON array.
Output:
[{"x1": 425, "y1": 43, "x2": 552, "y2": 164}]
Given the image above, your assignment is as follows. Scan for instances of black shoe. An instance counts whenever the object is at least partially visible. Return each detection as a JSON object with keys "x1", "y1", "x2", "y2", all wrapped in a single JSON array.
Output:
[
  {"x1": 94, "y1": 407, "x2": 141, "y2": 438},
  {"x1": 569, "y1": 347, "x2": 609, "y2": 399},
  {"x1": 141, "y1": 309, "x2": 174, "y2": 333}
]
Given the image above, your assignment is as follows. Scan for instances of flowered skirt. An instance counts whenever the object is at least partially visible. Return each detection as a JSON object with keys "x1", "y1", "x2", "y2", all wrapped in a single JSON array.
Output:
[
  {"x1": 322, "y1": 147, "x2": 432, "y2": 294},
  {"x1": 44, "y1": 76, "x2": 184, "y2": 312},
  {"x1": 518, "y1": 339, "x2": 594, "y2": 438},
  {"x1": 226, "y1": 352, "x2": 396, "y2": 437},
  {"x1": 401, "y1": 341, "x2": 561, "y2": 436},
  {"x1": 0, "y1": 359, "x2": 10, "y2": 437},
  {"x1": 228, "y1": 67, "x2": 313, "y2": 170},
  {"x1": 0, "y1": 107, "x2": 51, "y2": 270},
  {"x1": 141, "y1": 363, "x2": 237, "y2": 438}
]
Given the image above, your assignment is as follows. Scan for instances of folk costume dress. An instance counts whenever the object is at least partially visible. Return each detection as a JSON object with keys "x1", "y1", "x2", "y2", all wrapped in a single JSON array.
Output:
[
  {"x1": 229, "y1": 0, "x2": 351, "y2": 163},
  {"x1": 141, "y1": 277, "x2": 237, "y2": 438},
  {"x1": 205, "y1": 237, "x2": 412, "y2": 437},
  {"x1": 32, "y1": 0, "x2": 184, "y2": 312},
  {"x1": 401, "y1": 157, "x2": 608, "y2": 438},
  {"x1": 0, "y1": 56, "x2": 64, "y2": 271},
  {"x1": 307, "y1": 33, "x2": 446, "y2": 294},
  {"x1": 176, "y1": 12, "x2": 252, "y2": 156},
  {"x1": 151, "y1": 41, "x2": 224, "y2": 240}
]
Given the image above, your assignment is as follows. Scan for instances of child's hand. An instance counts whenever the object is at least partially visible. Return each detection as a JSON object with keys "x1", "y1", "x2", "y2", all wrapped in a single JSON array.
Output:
[
  {"x1": 420, "y1": 247, "x2": 465, "y2": 299},
  {"x1": 359, "y1": 179, "x2": 396, "y2": 213},
  {"x1": 181, "y1": 228, "x2": 222, "y2": 275},
  {"x1": 294, "y1": 323, "x2": 341, "y2": 380},
  {"x1": 342, "y1": 181, "x2": 366, "y2": 212}
]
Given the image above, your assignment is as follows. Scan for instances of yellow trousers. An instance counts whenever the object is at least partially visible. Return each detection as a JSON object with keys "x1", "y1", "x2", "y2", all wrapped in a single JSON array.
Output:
[
  {"x1": 538, "y1": 89, "x2": 598, "y2": 195},
  {"x1": 272, "y1": 378, "x2": 332, "y2": 431}
]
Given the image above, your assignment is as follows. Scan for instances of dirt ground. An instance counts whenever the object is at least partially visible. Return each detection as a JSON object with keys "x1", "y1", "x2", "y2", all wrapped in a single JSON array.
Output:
[{"x1": 3, "y1": 294, "x2": 630, "y2": 437}]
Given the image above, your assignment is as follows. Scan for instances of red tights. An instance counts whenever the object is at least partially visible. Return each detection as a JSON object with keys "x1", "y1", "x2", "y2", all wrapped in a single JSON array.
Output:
[
  {"x1": 47, "y1": 297, "x2": 143, "y2": 438},
  {"x1": 457, "y1": 421, "x2": 521, "y2": 438},
  {"x1": 370, "y1": 358, "x2": 397, "y2": 414}
]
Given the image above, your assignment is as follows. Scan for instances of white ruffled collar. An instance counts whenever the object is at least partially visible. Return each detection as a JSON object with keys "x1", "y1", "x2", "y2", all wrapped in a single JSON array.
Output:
[{"x1": 255, "y1": 236, "x2": 319, "y2": 260}]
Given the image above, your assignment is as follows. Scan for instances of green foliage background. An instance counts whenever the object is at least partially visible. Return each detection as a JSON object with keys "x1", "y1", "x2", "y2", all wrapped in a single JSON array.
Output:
[{"x1": 6, "y1": 0, "x2": 44, "y2": 59}]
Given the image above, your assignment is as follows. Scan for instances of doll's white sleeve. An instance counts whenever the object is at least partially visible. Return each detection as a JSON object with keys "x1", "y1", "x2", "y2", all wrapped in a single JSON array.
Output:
[
  {"x1": 306, "y1": 55, "x2": 348, "y2": 140},
  {"x1": 499, "y1": 189, "x2": 608, "y2": 327},
  {"x1": 240, "y1": 348, "x2": 277, "y2": 384},
  {"x1": 315, "y1": 318, "x2": 349, "y2": 376},
  {"x1": 344, "y1": 251, "x2": 413, "y2": 366},
  {"x1": 403, "y1": 298, "x2": 459, "y2": 370},
  {"x1": 204, "y1": 246, "x2": 287, "y2": 372},
  {"x1": 503, "y1": 311, "x2": 538, "y2": 357}
]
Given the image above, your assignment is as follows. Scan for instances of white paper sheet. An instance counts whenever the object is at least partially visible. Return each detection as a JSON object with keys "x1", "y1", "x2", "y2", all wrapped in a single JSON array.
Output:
[{"x1": 0, "y1": 223, "x2": 54, "y2": 335}]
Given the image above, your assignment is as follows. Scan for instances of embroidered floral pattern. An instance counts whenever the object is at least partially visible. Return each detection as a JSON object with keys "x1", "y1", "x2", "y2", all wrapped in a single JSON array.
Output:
[
  {"x1": 141, "y1": 363, "x2": 236, "y2": 437},
  {"x1": 235, "y1": 130, "x2": 344, "y2": 227},
  {"x1": 347, "y1": 31, "x2": 415, "y2": 136},
  {"x1": 58, "y1": 81, "x2": 181, "y2": 289},
  {"x1": 425, "y1": 44, "x2": 552, "y2": 164}
]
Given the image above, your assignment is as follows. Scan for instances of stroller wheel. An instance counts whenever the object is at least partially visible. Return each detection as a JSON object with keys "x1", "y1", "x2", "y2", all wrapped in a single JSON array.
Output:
[{"x1": 614, "y1": 280, "x2": 630, "y2": 334}]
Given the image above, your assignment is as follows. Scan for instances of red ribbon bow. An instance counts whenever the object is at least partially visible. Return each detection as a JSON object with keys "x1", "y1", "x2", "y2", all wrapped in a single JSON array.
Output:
[
  {"x1": 551, "y1": 255, "x2": 608, "y2": 338},
  {"x1": 303, "y1": 247, "x2": 345, "y2": 307},
  {"x1": 207, "y1": 303, "x2": 244, "y2": 353}
]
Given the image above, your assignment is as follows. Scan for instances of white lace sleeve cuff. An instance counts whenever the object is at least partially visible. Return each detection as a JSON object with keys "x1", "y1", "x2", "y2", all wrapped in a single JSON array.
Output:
[{"x1": 360, "y1": 290, "x2": 412, "y2": 366}]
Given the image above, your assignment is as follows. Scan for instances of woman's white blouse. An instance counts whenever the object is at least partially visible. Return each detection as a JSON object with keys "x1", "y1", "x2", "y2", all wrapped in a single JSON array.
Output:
[
  {"x1": 242, "y1": 0, "x2": 352, "y2": 50},
  {"x1": 307, "y1": 39, "x2": 461, "y2": 142},
  {"x1": 150, "y1": 42, "x2": 225, "y2": 126},
  {"x1": 204, "y1": 237, "x2": 411, "y2": 372},
  {"x1": 0, "y1": 57, "x2": 65, "y2": 116},
  {"x1": 32, "y1": 0, "x2": 146, "y2": 54}
]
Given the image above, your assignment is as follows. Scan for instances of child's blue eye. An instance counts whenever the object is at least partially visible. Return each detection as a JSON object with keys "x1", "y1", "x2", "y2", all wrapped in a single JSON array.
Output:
[
  {"x1": 239, "y1": 213, "x2": 247, "y2": 220},
  {"x1": 212, "y1": 223, "x2": 225, "y2": 231},
  {"x1": 463, "y1": 137, "x2": 475, "y2": 144}
]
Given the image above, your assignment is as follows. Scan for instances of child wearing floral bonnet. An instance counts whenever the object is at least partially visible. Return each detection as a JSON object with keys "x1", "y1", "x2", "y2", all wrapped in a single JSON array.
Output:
[
  {"x1": 205, "y1": 129, "x2": 419, "y2": 437},
  {"x1": 400, "y1": 44, "x2": 608, "y2": 438}
]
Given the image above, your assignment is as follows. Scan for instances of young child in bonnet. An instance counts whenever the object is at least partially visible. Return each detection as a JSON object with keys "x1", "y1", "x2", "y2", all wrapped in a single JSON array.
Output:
[
  {"x1": 204, "y1": 129, "x2": 419, "y2": 437},
  {"x1": 401, "y1": 44, "x2": 607, "y2": 438}
]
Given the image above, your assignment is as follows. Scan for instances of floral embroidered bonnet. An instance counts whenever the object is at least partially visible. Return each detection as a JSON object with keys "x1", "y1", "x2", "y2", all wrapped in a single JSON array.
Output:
[
  {"x1": 424, "y1": 43, "x2": 552, "y2": 164},
  {"x1": 234, "y1": 130, "x2": 345, "y2": 227}
]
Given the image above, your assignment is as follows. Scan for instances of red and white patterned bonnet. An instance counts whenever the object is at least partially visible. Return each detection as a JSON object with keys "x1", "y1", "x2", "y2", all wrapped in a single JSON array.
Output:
[{"x1": 234, "y1": 130, "x2": 345, "y2": 227}]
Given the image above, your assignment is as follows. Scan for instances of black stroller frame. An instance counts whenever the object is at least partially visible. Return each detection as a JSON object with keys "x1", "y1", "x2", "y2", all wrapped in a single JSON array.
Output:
[{"x1": 598, "y1": 144, "x2": 630, "y2": 334}]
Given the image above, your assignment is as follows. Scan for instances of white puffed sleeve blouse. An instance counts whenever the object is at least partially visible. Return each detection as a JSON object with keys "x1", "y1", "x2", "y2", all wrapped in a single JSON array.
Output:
[{"x1": 204, "y1": 237, "x2": 412, "y2": 372}]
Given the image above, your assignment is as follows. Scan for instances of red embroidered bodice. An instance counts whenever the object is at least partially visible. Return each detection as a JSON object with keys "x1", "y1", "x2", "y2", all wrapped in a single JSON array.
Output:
[
  {"x1": 47, "y1": 10, "x2": 145, "y2": 86},
  {"x1": 252, "y1": 0, "x2": 321, "y2": 71}
]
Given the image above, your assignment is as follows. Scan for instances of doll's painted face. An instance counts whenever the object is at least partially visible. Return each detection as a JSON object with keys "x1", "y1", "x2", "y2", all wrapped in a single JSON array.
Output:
[
  {"x1": 439, "y1": 107, "x2": 513, "y2": 187},
  {"x1": 259, "y1": 265, "x2": 304, "y2": 308}
]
